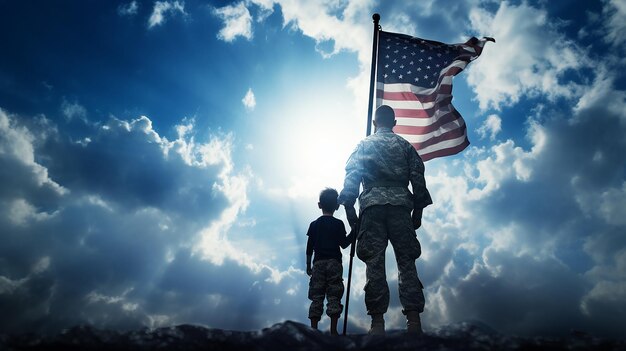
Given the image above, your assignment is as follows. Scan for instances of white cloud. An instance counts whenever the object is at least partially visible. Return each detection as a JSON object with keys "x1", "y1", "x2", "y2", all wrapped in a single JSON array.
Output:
[
  {"x1": 6, "y1": 199, "x2": 54, "y2": 226},
  {"x1": 61, "y1": 100, "x2": 87, "y2": 121},
  {"x1": 117, "y1": 1, "x2": 139, "y2": 16},
  {"x1": 242, "y1": 88, "x2": 256, "y2": 111},
  {"x1": 476, "y1": 114, "x2": 501, "y2": 141},
  {"x1": 603, "y1": 0, "x2": 626, "y2": 47},
  {"x1": 213, "y1": 2, "x2": 253, "y2": 42},
  {"x1": 148, "y1": 1, "x2": 186, "y2": 28},
  {"x1": 467, "y1": 2, "x2": 589, "y2": 110},
  {"x1": 468, "y1": 120, "x2": 545, "y2": 199},
  {"x1": 574, "y1": 68, "x2": 626, "y2": 122},
  {"x1": 267, "y1": 0, "x2": 372, "y2": 61},
  {"x1": 0, "y1": 108, "x2": 66, "y2": 195}
]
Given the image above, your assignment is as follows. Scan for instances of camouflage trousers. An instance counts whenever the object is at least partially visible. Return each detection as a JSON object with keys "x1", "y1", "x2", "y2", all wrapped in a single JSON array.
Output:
[
  {"x1": 308, "y1": 259, "x2": 344, "y2": 319},
  {"x1": 356, "y1": 204, "x2": 425, "y2": 315}
]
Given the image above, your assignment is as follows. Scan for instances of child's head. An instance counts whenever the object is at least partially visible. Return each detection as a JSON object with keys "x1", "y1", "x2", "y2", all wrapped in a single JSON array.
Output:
[{"x1": 318, "y1": 188, "x2": 340, "y2": 214}]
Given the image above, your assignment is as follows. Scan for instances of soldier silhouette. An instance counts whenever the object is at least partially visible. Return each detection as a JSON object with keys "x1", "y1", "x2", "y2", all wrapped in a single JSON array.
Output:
[
  {"x1": 305, "y1": 188, "x2": 355, "y2": 335},
  {"x1": 338, "y1": 105, "x2": 432, "y2": 335}
]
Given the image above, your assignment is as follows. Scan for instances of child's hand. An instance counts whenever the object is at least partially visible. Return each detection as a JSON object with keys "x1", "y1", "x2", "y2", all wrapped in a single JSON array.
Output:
[{"x1": 306, "y1": 266, "x2": 313, "y2": 276}]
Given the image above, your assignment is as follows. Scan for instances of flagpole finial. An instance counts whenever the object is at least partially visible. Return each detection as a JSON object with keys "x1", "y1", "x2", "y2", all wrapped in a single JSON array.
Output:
[{"x1": 373, "y1": 13, "x2": 380, "y2": 23}]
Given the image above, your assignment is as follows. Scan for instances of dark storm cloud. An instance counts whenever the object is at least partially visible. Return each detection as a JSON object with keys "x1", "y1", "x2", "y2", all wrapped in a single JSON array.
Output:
[
  {"x1": 441, "y1": 251, "x2": 589, "y2": 335},
  {"x1": 39, "y1": 116, "x2": 228, "y2": 222}
]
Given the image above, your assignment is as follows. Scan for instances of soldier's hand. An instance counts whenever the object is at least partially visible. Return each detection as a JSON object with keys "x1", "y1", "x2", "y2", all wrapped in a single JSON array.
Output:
[
  {"x1": 413, "y1": 217, "x2": 422, "y2": 230},
  {"x1": 412, "y1": 209, "x2": 422, "y2": 230},
  {"x1": 306, "y1": 266, "x2": 312, "y2": 276}
]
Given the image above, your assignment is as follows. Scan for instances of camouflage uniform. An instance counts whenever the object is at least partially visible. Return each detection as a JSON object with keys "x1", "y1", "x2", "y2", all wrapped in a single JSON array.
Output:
[
  {"x1": 338, "y1": 127, "x2": 432, "y2": 316},
  {"x1": 308, "y1": 259, "x2": 344, "y2": 319}
]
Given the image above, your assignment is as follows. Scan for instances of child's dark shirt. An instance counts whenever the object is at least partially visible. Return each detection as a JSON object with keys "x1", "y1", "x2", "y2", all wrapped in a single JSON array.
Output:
[{"x1": 306, "y1": 215, "x2": 352, "y2": 262}]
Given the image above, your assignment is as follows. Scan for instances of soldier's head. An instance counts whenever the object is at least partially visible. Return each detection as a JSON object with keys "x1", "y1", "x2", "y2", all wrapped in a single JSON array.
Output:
[
  {"x1": 318, "y1": 188, "x2": 340, "y2": 214},
  {"x1": 374, "y1": 105, "x2": 396, "y2": 129}
]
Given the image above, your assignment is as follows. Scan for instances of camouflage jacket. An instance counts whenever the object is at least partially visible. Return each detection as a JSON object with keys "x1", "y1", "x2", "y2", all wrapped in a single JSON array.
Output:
[{"x1": 338, "y1": 127, "x2": 433, "y2": 213}]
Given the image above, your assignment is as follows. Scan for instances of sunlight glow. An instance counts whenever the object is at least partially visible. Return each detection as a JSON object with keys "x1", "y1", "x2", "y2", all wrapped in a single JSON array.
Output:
[{"x1": 267, "y1": 88, "x2": 365, "y2": 200}]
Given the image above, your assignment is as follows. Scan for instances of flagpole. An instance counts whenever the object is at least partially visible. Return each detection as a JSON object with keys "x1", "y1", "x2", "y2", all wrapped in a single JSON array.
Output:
[
  {"x1": 366, "y1": 13, "x2": 380, "y2": 137},
  {"x1": 343, "y1": 13, "x2": 380, "y2": 337}
]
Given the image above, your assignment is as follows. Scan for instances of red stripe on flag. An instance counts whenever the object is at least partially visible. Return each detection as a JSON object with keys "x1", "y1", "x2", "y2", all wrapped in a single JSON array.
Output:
[{"x1": 393, "y1": 111, "x2": 462, "y2": 135}]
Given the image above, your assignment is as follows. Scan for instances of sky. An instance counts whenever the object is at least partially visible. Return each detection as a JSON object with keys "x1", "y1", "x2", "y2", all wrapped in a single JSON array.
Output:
[{"x1": 1, "y1": 0, "x2": 625, "y2": 338}]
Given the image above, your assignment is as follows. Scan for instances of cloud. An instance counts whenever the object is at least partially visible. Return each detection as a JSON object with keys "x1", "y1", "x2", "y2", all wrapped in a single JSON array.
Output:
[
  {"x1": 266, "y1": 0, "x2": 372, "y2": 61},
  {"x1": 415, "y1": 50, "x2": 626, "y2": 337},
  {"x1": 432, "y1": 249, "x2": 589, "y2": 336},
  {"x1": 603, "y1": 0, "x2": 626, "y2": 48},
  {"x1": 241, "y1": 88, "x2": 256, "y2": 111},
  {"x1": 213, "y1": 2, "x2": 254, "y2": 42},
  {"x1": 148, "y1": 1, "x2": 186, "y2": 28},
  {"x1": 476, "y1": 114, "x2": 501, "y2": 141},
  {"x1": 0, "y1": 107, "x2": 310, "y2": 334},
  {"x1": 466, "y1": 2, "x2": 590, "y2": 110},
  {"x1": 573, "y1": 67, "x2": 626, "y2": 121},
  {"x1": 61, "y1": 99, "x2": 87, "y2": 121},
  {"x1": 6, "y1": 199, "x2": 54, "y2": 226},
  {"x1": 117, "y1": 1, "x2": 139, "y2": 16},
  {"x1": 0, "y1": 108, "x2": 67, "y2": 208}
]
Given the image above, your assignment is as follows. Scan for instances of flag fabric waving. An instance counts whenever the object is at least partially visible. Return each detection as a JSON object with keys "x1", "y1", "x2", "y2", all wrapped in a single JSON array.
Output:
[{"x1": 376, "y1": 30, "x2": 494, "y2": 161}]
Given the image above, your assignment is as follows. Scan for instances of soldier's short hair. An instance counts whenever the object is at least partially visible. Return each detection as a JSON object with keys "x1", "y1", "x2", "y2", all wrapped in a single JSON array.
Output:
[
  {"x1": 319, "y1": 188, "x2": 339, "y2": 212},
  {"x1": 375, "y1": 105, "x2": 395, "y2": 127}
]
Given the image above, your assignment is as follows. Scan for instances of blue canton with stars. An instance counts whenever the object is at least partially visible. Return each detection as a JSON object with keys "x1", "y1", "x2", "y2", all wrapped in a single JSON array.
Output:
[{"x1": 377, "y1": 31, "x2": 465, "y2": 89}]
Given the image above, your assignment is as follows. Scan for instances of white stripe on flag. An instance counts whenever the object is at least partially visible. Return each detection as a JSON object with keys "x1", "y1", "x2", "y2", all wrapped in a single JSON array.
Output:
[
  {"x1": 411, "y1": 133, "x2": 468, "y2": 156},
  {"x1": 396, "y1": 118, "x2": 465, "y2": 143}
]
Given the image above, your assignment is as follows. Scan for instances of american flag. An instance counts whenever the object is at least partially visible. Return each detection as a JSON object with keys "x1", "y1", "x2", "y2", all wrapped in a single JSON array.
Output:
[{"x1": 376, "y1": 30, "x2": 494, "y2": 161}]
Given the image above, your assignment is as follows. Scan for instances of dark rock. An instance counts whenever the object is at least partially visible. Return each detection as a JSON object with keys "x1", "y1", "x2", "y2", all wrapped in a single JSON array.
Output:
[{"x1": 1, "y1": 320, "x2": 624, "y2": 351}]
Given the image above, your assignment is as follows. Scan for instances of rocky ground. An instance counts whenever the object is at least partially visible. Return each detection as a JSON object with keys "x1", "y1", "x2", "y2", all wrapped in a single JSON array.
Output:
[{"x1": 1, "y1": 320, "x2": 624, "y2": 351}]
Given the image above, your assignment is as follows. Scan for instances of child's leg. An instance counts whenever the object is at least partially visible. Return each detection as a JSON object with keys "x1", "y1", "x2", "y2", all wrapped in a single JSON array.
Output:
[
  {"x1": 325, "y1": 260, "x2": 344, "y2": 335},
  {"x1": 308, "y1": 261, "x2": 326, "y2": 327}
]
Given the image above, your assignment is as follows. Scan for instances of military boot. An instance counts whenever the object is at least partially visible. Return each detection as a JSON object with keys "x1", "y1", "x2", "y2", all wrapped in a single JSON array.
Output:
[
  {"x1": 369, "y1": 314, "x2": 385, "y2": 335},
  {"x1": 330, "y1": 315, "x2": 339, "y2": 336},
  {"x1": 406, "y1": 311, "x2": 423, "y2": 335},
  {"x1": 310, "y1": 317, "x2": 320, "y2": 330}
]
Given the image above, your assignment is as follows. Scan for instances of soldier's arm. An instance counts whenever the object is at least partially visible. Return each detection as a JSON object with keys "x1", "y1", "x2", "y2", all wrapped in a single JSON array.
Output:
[{"x1": 408, "y1": 145, "x2": 433, "y2": 213}]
